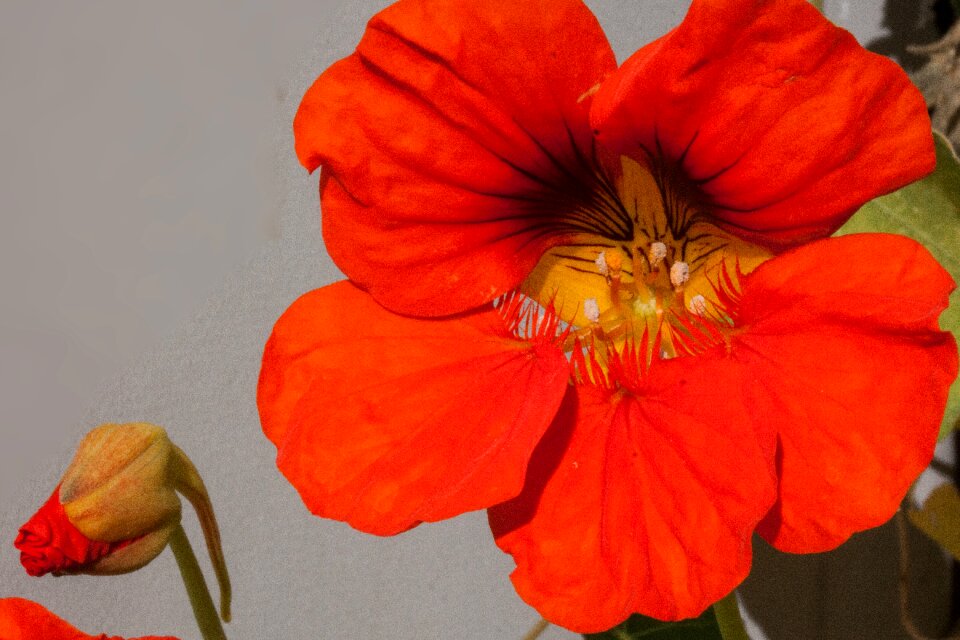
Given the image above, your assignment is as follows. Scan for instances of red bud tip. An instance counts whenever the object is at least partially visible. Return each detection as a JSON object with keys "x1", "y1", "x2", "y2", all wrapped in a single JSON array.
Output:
[{"x1": 14, "y1": 486, "x2": 127, "y2": 577}]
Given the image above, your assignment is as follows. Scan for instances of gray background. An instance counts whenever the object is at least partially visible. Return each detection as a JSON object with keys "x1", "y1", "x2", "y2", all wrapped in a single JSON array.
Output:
[{"x1": 0, "y1": 1, "x2": 949, "y2": 638}]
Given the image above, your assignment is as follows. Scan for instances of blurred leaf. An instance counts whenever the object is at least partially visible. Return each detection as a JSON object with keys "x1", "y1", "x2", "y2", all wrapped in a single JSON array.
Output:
[
  {"x1": 908, "y1": 483, "x2": 960, "y2": 561},
  {"x1": 584, "y1": 609, "x2": 723, "y2": 640},
  {"x1": 836, "y1": 131, "x2": 960, "y2": 439}
]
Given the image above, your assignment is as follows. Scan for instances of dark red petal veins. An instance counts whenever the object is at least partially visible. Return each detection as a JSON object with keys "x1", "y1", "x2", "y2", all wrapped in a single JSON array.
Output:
[
  {"x1": 490, "y1": 357, "x2": 776, "y2": 631},
  {"x1": 725, "y1": 234, "x2": 957, "y2": 551},
  {"x1": 14, "y1": 486, "x2": 125, "y2": 577},
  {"x1": 257, "y1": 281, "x2": 570, "y2": 535},
  {"x1": 295, "y1": 0, "x2": 617, "y2": 316},
  {"x1": 591, "y1": 0, "x2": 933, "y2": 250}
]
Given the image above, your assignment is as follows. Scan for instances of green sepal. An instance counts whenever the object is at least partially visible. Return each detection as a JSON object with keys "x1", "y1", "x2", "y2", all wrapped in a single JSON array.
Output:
[
  {"x1": 835, "y1": 131, "x2": 960, "y2": 439},
  {"x1": 583, "y1": 609, "x2": 723, "y2": 640}
]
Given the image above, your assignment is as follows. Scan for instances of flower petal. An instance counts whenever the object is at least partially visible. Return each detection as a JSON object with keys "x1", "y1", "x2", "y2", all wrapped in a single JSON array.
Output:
[
  {"x1": 726, "y1": 234, "x2": 957, "y2": 551},
  {"x1": 295, "y1": 0, "x2": 616, "y2": 316},
  {"x1": 15, "y1": 486, "x2": 120, "y2": 577},
  {"x1": 0, "y1": 597, "x2": 178, "y2": 640},
  {"x1": 591, "y1": 0, "x2": 933, "y2": 250},
  {"x1": 489, "y1": 360, "x2": 776, "y2": 631},
  {"x1": 257, "y1": 281, "x2": 570, "y2": 535}
]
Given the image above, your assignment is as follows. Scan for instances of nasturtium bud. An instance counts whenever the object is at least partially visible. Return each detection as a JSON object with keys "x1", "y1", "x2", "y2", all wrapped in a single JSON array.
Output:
[
  {"x1": 14, "y1": 423, "x2": 230, "y2": 617},
  {"x1": 59, "y1": 422, "x2": 181, "y2": 546}
]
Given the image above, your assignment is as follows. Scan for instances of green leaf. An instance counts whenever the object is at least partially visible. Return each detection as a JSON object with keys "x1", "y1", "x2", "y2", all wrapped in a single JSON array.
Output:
[
  {"x1": 835, "y1": 131, "x2": 960, "y2": 439},
  {"x1": 908, "y1": 483, "x2": 960, "y2": 562},
  {"x1": 583, "y1": 609, "x2": 723, "y2": 640}
]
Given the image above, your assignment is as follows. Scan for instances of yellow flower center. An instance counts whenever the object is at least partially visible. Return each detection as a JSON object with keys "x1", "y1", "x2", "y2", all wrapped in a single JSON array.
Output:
[{"x1": 522, "y1": 155, "x2": 772, "y2": 358}]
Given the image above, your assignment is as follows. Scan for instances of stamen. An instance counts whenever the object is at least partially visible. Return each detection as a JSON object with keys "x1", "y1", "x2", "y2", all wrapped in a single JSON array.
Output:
[
  {"x1": 670, "y1": 261, "x2": 690, "y2": 289},
  {"x1": 584, "y1": 298, "x2": 601, "y2": 325},
  {"x1": 688, "y1": 294, "x2": 707, "y2": 316},
  {"x1": 606, "y1": 252, "x2": 623, "y2": 278},
  {"x1": 649, "y1": 242, "x2": 668, "y2": 268},
  {"x1": 606, "y1": 252, "x2": 625, "y2": 306},
  {"x1": 595, "y1": 251, "x2": 609, "y2": 276}
]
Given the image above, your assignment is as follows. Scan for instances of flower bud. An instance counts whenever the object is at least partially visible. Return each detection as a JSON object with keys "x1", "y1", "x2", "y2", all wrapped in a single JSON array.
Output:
[
  {"x1": 15, "y1": 423, "x2": 231, "y2": 620},
  {"x1": 0, "y1": 597, "x2": 178, "y2": 640}
]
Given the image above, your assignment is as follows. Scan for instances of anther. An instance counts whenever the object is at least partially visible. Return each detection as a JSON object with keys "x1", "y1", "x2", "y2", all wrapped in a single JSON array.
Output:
[
  {"x1": 584, "y1": 298, "x2": 601, "y2": 325},
  {"x1": 595, "y1": 252, "x2": 608, "y2": 276},
  {"x1": 649, "y1": 242, "x2": 667, "y2": 268},
  {"x1": 606, "y1": 252, "x2": 623, "y2": 278},
  {"x1": 688, "y1": 294, "x2": 707, "y2": 316},
  {"x1": 670, "y1": 261, "x2": 690, "y2": 289}
]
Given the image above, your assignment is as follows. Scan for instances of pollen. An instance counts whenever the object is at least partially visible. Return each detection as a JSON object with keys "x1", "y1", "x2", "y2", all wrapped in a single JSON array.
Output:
[
  {"x1": 670, "y1": 261, "x2": 690, "y2": 289},
  {"x1": 584, "y1": 298, "x2": 601, "y2": 324},
  {"x1": 595, "y1": 252, "x2": 609, "y2": 276},
  {"x1": 649, "y1": 242, "x2": 668, "y2": 268},
  {"x1": 688, "y1": 294, "x2": 707, "y2": 316}
]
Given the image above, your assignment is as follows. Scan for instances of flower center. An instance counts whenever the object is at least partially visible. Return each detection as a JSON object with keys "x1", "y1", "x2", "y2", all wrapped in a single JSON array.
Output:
[{"x1": 522, "y1": 155, "x2": 772, "y2": 359}]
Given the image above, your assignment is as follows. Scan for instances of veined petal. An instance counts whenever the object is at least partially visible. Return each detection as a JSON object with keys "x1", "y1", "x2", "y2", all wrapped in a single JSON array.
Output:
[
  {"x1": 295, "y1": 0, "x2": 616, "y2": 316},
  {"x1": 0, "y1": 597, "x2": 178, "y2": 640},
  {"x1": 521, "y1": 155, "x2": 773, "y2": 327},
  {"x1": 257, "y1": 281, "x2": 570, "y2": 535},
  {"x1": 719, "y1": 234, "x2": 957, "y2": 552},
  {"x1": 489, "y1": 358, "x2": 776, "y2": 631},
  {"x1": 591, "y1": 0, "x2": 933, "y2": 250}
]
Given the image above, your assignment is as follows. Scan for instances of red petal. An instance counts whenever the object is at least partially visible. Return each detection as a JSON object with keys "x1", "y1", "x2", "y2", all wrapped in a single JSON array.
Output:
[
  {"x1": 490, "y1": 359, "x2": 776, "y2": 630},
  {"x1": 14, "y1": 486, "x2": 119, "y2": 577},
  {"x1": 591, "y1": 0, "x2": 933, "y2": 250},
  {"x1": 0, "y1": 597, "x2": 178, "y2": 640},
  {"x1": 257, "y1": 281, "x2": 570, "y2": 535},
  {"x1": 295, "y1": 0, "x2": 616, "y2": 316},
  {"x1": 728, "y1": 234, "x2": 956, "y2": 551},
  {"x1": 0, "y1": 598, "x2": 92, "y2": 640}
]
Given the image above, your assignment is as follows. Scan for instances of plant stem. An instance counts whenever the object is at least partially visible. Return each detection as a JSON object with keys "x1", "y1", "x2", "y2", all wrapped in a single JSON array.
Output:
[
  {"x1": 521, "y1": 617, "x2": 549, "y2": 640},
  {"x1": 169, "y1": 523, "x2": 228, "y2": 640},
  {"x1": 714, "y1": 592, "x2": 750, "y2": 640}
]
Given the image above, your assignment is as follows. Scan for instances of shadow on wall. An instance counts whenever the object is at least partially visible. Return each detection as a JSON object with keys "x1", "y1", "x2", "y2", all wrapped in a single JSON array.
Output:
[
  {"x1": 740, "y1": 520, "x2": 952, "y2": 639},
  {"x1": 867, "y1": 0, "x2": 954, "y2": 68}
]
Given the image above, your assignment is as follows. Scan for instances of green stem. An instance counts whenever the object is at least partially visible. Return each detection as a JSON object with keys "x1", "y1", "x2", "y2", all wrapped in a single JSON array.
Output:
[
  {"x1": 521, "y1": 618, "x2": 550, "y2": 640},
  {"x1": 714, "y1": 592, "x2": 750, "y2": 640},
  {"x1": 169, "y1": 523, "x2": 228, "y2": 640},
  {"x1": 809, "y1": 0, "x2": 824, "y2": 12}
]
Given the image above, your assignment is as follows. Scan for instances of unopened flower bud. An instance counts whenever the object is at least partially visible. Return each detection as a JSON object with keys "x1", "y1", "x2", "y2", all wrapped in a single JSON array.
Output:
[{"x1": 15, "y1": 423, "x2": 231, "y2": 620}]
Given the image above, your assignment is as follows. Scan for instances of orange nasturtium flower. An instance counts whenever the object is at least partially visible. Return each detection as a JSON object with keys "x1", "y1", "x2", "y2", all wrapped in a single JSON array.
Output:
[
  {"x1": 258, "y1": 0, "x2": 958, "y2": 632},
  {"x1": 0, "y1": 598, "x2": 177, "y2": 640}
]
